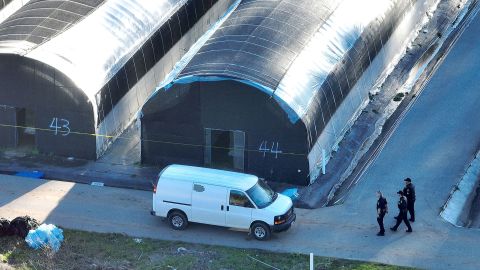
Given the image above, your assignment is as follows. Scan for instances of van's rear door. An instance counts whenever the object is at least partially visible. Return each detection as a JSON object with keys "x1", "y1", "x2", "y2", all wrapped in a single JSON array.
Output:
[{"x1": 191, "y1": 183, "x2": 227, "y2": 226}]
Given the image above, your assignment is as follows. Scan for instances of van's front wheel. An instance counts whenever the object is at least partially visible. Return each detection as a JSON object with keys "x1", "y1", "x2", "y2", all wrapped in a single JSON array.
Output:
[
  {"x1": 251, "y1": 222, "x2": 271, "y2": 241},
  {"x1": 168, "y1": 211, "x2": 188, "y2": 230}
]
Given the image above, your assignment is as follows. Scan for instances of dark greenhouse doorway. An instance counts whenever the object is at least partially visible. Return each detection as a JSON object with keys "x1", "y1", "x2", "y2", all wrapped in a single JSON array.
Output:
[
  {"x1": 205, "y1": 128, "x2": 245, "y2": 172},
  {"x1": 0, "y1": 105, "x2": 17, "y2": 148},
  {"x1": 16, "y1": 108, "x2": 36, "y2": 147}
]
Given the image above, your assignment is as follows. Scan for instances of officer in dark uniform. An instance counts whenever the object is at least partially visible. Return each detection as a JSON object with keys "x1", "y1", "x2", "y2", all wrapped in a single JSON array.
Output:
[
  {"x1": 376, "y1": 191, "x2": 388, "y2": 236},
  {"x1": 390, "y1": 190, "x2": 412, "y2": 232},
  {"x1": 403, "y1": 178, "x2": 416, "y2": 222}
]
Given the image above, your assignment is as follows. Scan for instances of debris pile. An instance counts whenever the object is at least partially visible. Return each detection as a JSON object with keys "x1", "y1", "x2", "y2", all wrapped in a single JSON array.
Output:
[
  {"x1": 0, "y1": 216, "x2": 39, "y2": 238},
  {"x1": 0, "y1": 216, "x2": 64, "y2": 252},
  {"x1": 0, "y1": 218, "x2": 11, "y2": 236}
]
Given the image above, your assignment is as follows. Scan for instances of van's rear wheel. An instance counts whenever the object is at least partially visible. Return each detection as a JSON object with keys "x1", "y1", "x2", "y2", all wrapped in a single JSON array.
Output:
[
  {"x1": 251, "y1": 222, "x2": 271, "y2": 241},
  {"x1": 168, "y1": 211, "x2": 188, "y2": 230}
]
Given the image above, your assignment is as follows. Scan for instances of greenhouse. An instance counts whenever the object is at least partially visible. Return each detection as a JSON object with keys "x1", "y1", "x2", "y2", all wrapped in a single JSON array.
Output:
[
  {"x1": 0, "y1": 0, "x2": 232, "y2": 159},
  {"x1": 141, "y1": 0, "x2": 435, "y2": 185}
]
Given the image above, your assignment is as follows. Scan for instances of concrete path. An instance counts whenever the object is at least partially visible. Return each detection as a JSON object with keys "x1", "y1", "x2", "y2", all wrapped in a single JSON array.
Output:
[{"x1": 2, "y1": 4, "x2": 480, "y2": 270}]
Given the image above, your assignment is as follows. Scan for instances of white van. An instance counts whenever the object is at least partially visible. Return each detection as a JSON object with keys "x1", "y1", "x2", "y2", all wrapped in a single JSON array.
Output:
[{"x1": 151, "y1": 164, "x2": 295, "y2": 240}]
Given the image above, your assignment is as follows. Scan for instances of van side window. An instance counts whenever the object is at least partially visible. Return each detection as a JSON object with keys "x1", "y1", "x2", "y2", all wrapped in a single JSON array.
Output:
[
  {"x1": 229, "y1": 190, "x2": 254, "y2": 208},
  {"x1": 193, "y1": 184, "x2": 205, "y2": 192}
]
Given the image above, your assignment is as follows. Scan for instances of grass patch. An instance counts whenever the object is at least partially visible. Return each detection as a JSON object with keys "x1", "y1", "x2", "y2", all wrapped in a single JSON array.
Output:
[
  {"x1": 30, "y1": 148, "x2": 39, "y2": 156},
  {"x1": 0, "y1": 229, "x2": 415, "y2": 270}
]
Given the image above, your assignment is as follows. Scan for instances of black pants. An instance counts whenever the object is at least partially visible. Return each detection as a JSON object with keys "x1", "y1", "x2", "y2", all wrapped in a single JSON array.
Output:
[
  {"x1": 393, "y1": 212, "x2": 412, "y2": 231},
  {"x1": 407, "y1": 200, "x2": 415, "y2": 221},
  {"x1": 377, "y1": 213, "x2": 385, "y2": 233}
]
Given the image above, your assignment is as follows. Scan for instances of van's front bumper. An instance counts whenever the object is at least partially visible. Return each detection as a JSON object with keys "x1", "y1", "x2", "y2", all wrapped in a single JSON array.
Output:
[{"x1": 272, "y1": 213, "x2": 296, "y2": 232}]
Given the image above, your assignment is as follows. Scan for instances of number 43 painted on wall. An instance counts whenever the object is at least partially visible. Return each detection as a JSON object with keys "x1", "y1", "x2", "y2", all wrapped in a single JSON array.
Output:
[
  {"x1": 258, "y1": 141, "x2": 282, "y2": 158},
  {"x1": 49, "y1": 117, "x2": 70, "y2": 136}
]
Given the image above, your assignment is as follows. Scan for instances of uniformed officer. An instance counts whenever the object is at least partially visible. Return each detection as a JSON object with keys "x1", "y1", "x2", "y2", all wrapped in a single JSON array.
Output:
[
  {"x1": 403, "y1": 178, "x2": 416, "y2": 222},
  {"x1": 390, "y1": 190, "x2": 412, "y2": 232},
  {"x1": 376, "y1": 191, "x2": 388, "y2": 236}
]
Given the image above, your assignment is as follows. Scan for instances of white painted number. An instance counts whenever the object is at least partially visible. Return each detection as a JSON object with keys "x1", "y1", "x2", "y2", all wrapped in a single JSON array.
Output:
[
  {"x1": 259, "y1": 140, "x2": 269, "y2": 157},
  {"x1": 61, "y1": 119, "x2": 70, "y2": 136},
  {"x1": 258, "y1": 141, "x2": 282, "y2": 158},
  {"x1": 49, "y1": 117, "x2": 70, "y2": 136},
  {"x1": 49, "y1": 118, "x2": 59, "y2": 135},
  {"x1": 270, "y1": 141, "x2": 283, "y2": 158}
]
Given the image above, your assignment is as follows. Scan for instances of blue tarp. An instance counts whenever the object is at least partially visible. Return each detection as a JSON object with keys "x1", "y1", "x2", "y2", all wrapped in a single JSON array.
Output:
[
  {"x1": 25, "y1": 224, "x2": 64, "y2": 252},
  {"x1": 281, "y1": 188, "x2": 299, "y2": 201},
  {"x1": 15, "y1": 171, "x2": 44, "y2": 179}
]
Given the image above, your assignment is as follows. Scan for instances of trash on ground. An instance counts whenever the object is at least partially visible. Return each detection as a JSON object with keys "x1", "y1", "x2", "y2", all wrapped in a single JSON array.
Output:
[
  {"x1": 9, "y1": 216, "x2": 40, "y2": 238},
  {"x1": 25, "y1": 224, "x2": 64, "y2": 252},
  {"x1": 133, "y1": 238, "x2": 143, "y2": 243},
  {"x1": 90, "y1": 181, "x2": 105, "y2": 186},
  {"x1": 0, "y1": 216, "x2": 40, "y2": 238},
  {"x1": 177, "y1": 247, "x2": 187, "y2": 253},
  {"x1": 0, "y1": 218, "x2": 11, "y2": 237}
]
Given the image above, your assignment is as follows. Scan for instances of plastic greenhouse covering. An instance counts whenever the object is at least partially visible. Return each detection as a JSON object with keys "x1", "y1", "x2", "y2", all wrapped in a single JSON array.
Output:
[
  {"x1": 93, "y1": 0, "x2": 221, "y2": 122},
  {"x1": 0, "y1": 0, "x2": 187, "y2": 100},
  {"x1": 169, "y1": 0, "x2": 408, "y2": 123},
  {"x1": 0, "y1": 0, "x2": 33, "y2": 27}
]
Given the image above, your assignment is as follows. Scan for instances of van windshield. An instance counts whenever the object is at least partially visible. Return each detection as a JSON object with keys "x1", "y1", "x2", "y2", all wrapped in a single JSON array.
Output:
[{"x1": 246, "y1": 180, "x2": 277, "y2": 209}]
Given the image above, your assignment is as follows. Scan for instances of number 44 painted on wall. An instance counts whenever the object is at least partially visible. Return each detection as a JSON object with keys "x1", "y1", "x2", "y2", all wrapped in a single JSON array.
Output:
[{"x1": 258, "y1": 141, "x2": 282, "y2": 158}]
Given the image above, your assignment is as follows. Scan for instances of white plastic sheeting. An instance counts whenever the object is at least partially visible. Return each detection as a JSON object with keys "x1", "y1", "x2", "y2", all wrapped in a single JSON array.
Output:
[
  {"x1": 26, "y1": 0, "x2": 186, "y2": 103},
  {"x1": 275, "y1": 0, "x2": 395, "y2": 122},
  {"x1": 308, "y1": 0, "x2": 441, "y2": 181}
]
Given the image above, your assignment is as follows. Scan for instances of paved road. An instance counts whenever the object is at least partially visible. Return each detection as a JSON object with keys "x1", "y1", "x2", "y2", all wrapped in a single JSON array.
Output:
[{"x1": 2, "y1": 5, "x2": 480, "y2": 270}]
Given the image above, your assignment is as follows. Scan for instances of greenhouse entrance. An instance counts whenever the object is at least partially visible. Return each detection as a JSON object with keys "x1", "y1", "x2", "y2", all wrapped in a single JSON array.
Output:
[
  {"x1": 0, "y1": 105, "x2": 17, "y2": 148},
  {"x1": 16, "y1": 108, "x2": 36, "y2": 147},
  {"x1": 0, "y1": 106, "x2": 35, "y2": 148},
  {"x1": 204, "y1": 128, "x2": 245, "y2": 172}
]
